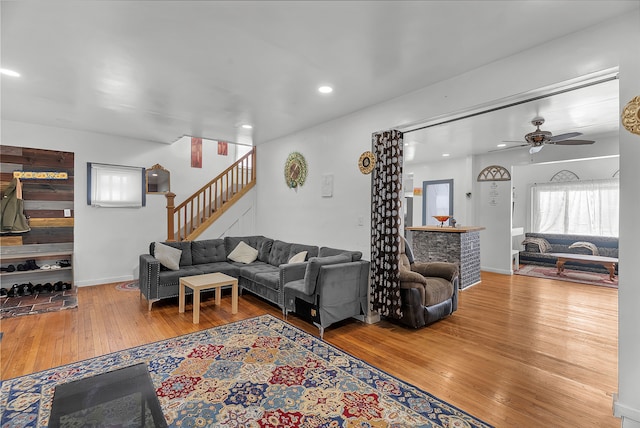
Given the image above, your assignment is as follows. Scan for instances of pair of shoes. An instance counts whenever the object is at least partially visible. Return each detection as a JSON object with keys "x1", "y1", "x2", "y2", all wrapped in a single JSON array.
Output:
[
  {"x1": 0, "y1": 265, "x2": 16, "y2": 272},
  {"x1": 57, "y1": 260, "x2": 71, "y2": 268}
]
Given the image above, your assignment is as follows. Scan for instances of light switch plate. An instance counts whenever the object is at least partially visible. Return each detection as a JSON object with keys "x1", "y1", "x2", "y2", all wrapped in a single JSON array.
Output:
[{"x1": 64, "y1": 209, "x2": 71, "y2": 217}]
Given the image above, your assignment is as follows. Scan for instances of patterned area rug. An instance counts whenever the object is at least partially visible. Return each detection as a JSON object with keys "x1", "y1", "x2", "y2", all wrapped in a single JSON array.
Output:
[
  {"x1": 115, "y1": 280, "x2": 139, "y2": 291},
  {"x1": 516, "y1": 264, "x2": 618, "y2": 288},
  {"x1": 1, "y1": 315, "x2": 492, "y2": 427},
  {"x1": 0, "y1": 287, "x2": 77, "y2": 319}
]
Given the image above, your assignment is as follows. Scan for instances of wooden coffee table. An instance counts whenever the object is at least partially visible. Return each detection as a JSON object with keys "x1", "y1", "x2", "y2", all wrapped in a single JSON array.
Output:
[
  {"x1": 179, "y1": 272, "x2": 238, "y2": 323},
  {"x1": 549, "y1": 253, "x2": 618, "y2": 281}
]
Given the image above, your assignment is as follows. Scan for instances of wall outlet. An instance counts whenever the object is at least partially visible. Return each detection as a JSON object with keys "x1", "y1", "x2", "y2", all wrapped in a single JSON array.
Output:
[{"x1": 64, "y1": 209, "x2": 71, "y2": 217}]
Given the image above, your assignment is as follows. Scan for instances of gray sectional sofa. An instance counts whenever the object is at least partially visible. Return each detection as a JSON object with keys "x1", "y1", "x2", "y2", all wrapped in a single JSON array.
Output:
[{"x1": 139, "y1": 235, "x2": 367, "y2": 315}]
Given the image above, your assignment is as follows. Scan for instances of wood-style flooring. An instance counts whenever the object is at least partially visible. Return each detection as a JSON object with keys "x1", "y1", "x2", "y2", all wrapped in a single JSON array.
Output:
[{"x1": 0, "y1": 271, "x2": 618, "y2": 427}]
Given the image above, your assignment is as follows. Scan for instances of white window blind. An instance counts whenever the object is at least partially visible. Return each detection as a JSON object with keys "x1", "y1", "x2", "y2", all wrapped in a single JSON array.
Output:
[
  {"x1": 88, "y1": 163, "x2": 145, "y2": 208},
  {"x1": 531, "y1": 178, "x2": 619, "y2": 237}
]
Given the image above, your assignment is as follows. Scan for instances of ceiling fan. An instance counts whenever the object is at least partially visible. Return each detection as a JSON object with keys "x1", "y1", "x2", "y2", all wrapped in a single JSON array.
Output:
[{"x1": 504, "y1": 117, "x2": 595, "y2": 154}]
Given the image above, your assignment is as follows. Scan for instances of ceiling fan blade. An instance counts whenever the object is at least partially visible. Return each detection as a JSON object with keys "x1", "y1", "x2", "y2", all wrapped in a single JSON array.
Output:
[
  {"x1": 549, "y1": 132, "x2": 582, "y2": 142},
  {"x1": 489, "y1": 144, "x2": 528, "y2": 153},
  {"x1": 552, "y1": 139, "x2": 595, "y2": 145}
]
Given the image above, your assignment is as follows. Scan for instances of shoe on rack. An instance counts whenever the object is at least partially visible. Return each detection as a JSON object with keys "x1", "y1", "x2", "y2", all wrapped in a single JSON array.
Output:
[
  {"x1": 17, "y1": 264, "x2": 28, "y2": 271},
  {"x1": 8, "y1": 285, "x2": 19, "y2": 297},
  {"x1": 54, "y1": 281, "x2": 63, "y2": 292},
  {"x1": 57, "y1": 260, "x2": 71, "y2": 268},
  {"x1": 34, "y1": 283, "x2": 43, "y2": 293},
  {"x1": 64, "y1": 282, "x2": 72, "y2": 290},
  {"x1": 43, "y1": 283, "x2": 53, "y2": 293},
  {"x1": 0, "y1": 265, "x2": 16, "y2": 272},
  {"x1": 26, "y1": 259, "x2": 40, "y2": 270},
  {"x1": 0, "y1": 287, "x2": 8, "y2": 296},
  {"x1": 22, "y1": 283, "x2": 32, "y2": 296}
]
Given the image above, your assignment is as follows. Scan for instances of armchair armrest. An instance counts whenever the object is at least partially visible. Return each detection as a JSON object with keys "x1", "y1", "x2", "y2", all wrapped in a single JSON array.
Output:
[
  {"x1": 139, "y1": 254, "x2": 160, "y2": 301},
  {"x1": 411, "y1": 262, "x2": 458, "y2": 282},
  {"x1": 399, "y1": 268, "x2": 427, "y2": 285},
  {"x1": 279, "y1": 262, "x2": 308, "y2": 308}
]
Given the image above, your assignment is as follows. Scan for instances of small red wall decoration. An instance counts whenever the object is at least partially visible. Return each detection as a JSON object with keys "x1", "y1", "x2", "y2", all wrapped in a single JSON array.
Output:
[
  {"x1": 191, "y1": 137, "x2": 202, "y2": 168},
  {"x1": 217, "y1": 141, "x2": 228, "y2": 156}
]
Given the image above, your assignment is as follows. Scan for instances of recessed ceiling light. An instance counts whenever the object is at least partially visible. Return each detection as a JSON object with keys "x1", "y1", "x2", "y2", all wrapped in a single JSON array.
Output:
[
  {"x1": 318, "y1": 85, "x2": 333, "y2": 94},
  {"x1": 497, "y1": 143, "x2": 506, "y2": 147},
  {"x1": 442, "y1": 153, "x2": 450, "y2": 157},
  {"x1": 241, "y1": 124, "x2": 253, "y2": 129},
  {"x1": 0, "y1": 68, "x2": 20, "y2": 77}
]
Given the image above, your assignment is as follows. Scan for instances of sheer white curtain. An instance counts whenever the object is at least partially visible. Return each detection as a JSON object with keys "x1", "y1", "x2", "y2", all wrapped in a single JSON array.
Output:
[{"x1": 531, "y1": 178, "x2": 619, "y2": 237}]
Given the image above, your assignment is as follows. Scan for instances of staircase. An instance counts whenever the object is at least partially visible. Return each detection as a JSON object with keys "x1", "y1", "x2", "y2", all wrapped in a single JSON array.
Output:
[{"x1": 165, "y1": 147, "x2": 256, "y2": 241}]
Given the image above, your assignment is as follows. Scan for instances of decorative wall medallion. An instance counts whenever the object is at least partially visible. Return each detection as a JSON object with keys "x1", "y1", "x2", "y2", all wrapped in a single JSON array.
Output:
[
  {"x1": 621, "y1": 95, "x2": 640, "y2": 136},
  {"x1": 284, "y1": 152, "x2": 308, "y2": 188},
  {"x1": 358, "y1": 151, "x2": 376, "y2": 174}
]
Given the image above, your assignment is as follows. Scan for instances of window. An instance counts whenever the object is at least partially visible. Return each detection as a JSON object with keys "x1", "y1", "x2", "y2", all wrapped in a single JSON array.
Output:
[
  {"x1": 531, "y1": 178, "x2": 618, "y2": 237},
  {"x1": 87, "y1": 163, "x2": 146, "y2": 207}
]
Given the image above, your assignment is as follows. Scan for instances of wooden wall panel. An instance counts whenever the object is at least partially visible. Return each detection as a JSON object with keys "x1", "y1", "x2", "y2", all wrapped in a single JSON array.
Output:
[{"x1": 0, "y1": 146, "x2": 74, "y2": 249}]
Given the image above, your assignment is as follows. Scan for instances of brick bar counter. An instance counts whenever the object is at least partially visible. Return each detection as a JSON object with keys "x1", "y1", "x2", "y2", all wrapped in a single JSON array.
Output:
[{"x1": 406, "y1": 226, "x2": 485, "y2": 290}]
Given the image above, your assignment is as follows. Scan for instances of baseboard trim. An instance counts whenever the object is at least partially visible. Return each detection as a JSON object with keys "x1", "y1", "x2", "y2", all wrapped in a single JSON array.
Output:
[
  {"x1": 75, "y1": 275, "x2": 134, "y2": 287},
  {"x1": 613, "y1": 393, "x2": 640, "y2": 424}
]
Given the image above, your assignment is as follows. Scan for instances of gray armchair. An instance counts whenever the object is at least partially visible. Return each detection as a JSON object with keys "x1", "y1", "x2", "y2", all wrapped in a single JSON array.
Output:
[{"x1": 283, "y1": 254, "x2": 370, "y2": 339}]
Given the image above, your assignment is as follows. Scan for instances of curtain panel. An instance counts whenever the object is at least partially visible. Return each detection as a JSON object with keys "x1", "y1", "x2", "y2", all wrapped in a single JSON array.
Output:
[
  {"x1": 370, "y1": 129, "x2": 403, "y2": 318},
  {"x1": 532, "y1": 178, "x2": 619, "y2": 237}
]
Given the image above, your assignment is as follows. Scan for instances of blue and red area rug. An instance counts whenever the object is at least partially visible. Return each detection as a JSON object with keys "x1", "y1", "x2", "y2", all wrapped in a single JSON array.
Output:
[{"x1": 0, "y1": 315, "x2": 492, "y2": 427}]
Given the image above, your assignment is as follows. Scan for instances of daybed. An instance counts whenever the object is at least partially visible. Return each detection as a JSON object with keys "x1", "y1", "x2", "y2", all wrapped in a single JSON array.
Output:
[
  {"x1": 139, "y1": 236, "x2": 368, "y2": 316},
  {"x1": 519, "y1": 232, "x2": 619, "y2": 274}
]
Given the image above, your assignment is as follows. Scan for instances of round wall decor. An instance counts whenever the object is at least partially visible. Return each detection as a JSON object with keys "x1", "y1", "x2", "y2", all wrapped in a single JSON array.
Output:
[
  {"x1": 621, "y1": 95, "x2": 640, "y2": 136},
  {"x1": 284, "y1": 152, "x2": 308, "y2": 188},
  {"x1": 358, "y1": 151, "x2": 376, "y2": 174}
]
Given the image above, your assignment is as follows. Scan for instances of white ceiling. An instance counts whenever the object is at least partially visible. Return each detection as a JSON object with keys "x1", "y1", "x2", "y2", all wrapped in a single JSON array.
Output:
[{"x1": 1, "y1": 1, "x2": 635, "y2": 148}]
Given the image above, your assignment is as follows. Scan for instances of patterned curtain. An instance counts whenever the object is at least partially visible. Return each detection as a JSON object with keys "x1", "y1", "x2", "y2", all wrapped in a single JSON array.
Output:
[{"x1": 370, "y1": 129, "x2": 403, "y2": 319}]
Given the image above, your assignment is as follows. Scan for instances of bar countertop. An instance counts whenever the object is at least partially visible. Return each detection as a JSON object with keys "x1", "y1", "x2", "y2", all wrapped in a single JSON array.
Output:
[{"x1": 406, "y1": 226, "x2": 486, "y2": 233}]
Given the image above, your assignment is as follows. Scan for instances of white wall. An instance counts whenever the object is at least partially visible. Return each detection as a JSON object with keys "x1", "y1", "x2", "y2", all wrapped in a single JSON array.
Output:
[
  {"x1": 0, "y1": 122, "x2": 245, "y2": 286},
  {"x1": 256, "y1": 13, "x2": 640, "y2": 424},
  {"x1": 615, "y1": 7, "x2": 640, "y2": 427}
]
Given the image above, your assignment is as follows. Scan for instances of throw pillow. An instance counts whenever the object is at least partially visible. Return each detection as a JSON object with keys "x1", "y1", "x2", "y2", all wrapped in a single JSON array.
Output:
[
  {"x1": 288, "y1": 251, "x2": 308, "y2": 264},
  {"x1": 228, "y1": 241, "x2": 259, "y2": 264},
  {"x1": 154, "y1": 242, "x2": 182, "y2": 271},
  {"x1": 569, "y1": 241, "x2": 600, "y2": 256},
  {"x1": 521, "y1": 237, "x2": 552, "y2": 253}
]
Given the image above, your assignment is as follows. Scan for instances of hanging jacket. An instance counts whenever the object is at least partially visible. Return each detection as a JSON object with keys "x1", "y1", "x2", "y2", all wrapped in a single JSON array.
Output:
[{"x1": 1, "y1": 177, "x2": 31, "y2": 233}]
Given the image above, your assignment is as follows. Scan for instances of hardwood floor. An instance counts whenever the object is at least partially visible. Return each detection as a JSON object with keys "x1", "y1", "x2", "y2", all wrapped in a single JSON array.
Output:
[{"x1": 0, "y1": 271, "x2": 617, "y2": 427}]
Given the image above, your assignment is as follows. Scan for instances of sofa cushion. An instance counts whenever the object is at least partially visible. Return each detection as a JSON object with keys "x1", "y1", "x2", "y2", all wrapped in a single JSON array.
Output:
[
  {"x1": 228, "y1": 241, "x2": 259, "y2": 264},
  {"x1": 158, "y1": 266, "x2": 202, "y2": 285},
  {"x1": 288, "y1": 251, "x2": 308, "y2": 264},
  {"x1": 269, "y1": 240, "x2": 292, "y2": 266},
  {"x1": 568, "y1": 241, "x2": 600, "y2": 256},
  {"x1": 154, "y1": 242, "x2": 182, "y2": 271},
  {"x1": 319, "y1": 246, "x2": 362, "y2": 261},
  {"x1": 289, "y1": 243, "x2": 319, "y2": 260},
  {"x1": 151, "y1": 241, "x2": 193, "y2": 267},
  {"x1": 224, "y1": 236, "x2": 271, "y2": 261},
  {"x1": 253, "y1": 271, "x2": 281, "y2": 291},
  {"x1": 195, "y1": 261, "x2": 240, "y2": 277},
  {"x1": 521, "y1": 237, "x2": 552, "y2": 253},
  {"x1": 239, "y1": 262, "x2": 278, "y2": 282},
  {"x1": 191, "y1": 239, "x2": 227, "y2": 264},
  {"x1": 303, "y1": 254, "x2": 351, "y2": 295}
]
